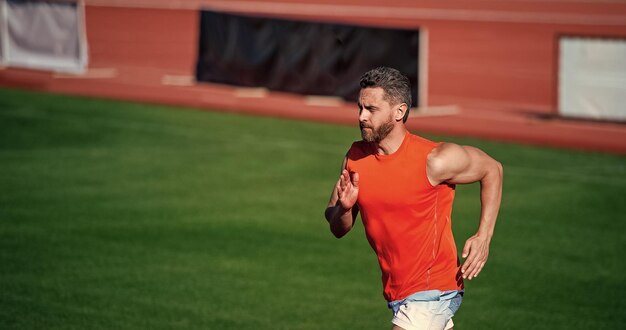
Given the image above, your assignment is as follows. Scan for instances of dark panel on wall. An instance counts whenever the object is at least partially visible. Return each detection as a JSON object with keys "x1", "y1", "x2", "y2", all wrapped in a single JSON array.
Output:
[{"x1": 196, "y1": 10, "x2": 419, "y2": 106}]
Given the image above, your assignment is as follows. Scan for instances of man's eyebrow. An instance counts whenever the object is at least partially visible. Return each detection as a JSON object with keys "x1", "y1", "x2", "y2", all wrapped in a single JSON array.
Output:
[{"x1": 357, "y1": 102, "x2": 377, "y2": 110}]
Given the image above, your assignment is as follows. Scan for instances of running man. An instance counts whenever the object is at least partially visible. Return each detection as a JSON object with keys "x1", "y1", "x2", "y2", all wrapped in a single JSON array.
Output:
[{"x1": 324, "y1": 67, "x2": 503, "y2": 330}]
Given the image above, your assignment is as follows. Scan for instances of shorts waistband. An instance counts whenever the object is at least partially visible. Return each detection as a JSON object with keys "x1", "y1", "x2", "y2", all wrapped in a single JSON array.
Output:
[{"x1": 388, "y1": 290, "x2": 464, "y2": 314}]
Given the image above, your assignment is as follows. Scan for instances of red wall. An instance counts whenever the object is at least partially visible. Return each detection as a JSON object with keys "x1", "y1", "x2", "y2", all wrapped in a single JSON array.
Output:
[
  {"x1": 83, "y1": 0, "x2": 626, "y2": 113},
  {"x1": 86, "y1": 6, "x2": 197, "y2": 72}
]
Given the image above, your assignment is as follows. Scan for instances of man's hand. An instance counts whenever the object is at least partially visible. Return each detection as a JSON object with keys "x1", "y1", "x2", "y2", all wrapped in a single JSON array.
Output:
[
  {"x1": 325, "y1": 157, "x2": 360, "y2": 239},
  {"x1": 336, "y1": 169, "x2": 359, "y2": 211},
  {"x1": 461, "y1": 234, "x2": 491, "y2": 280}
]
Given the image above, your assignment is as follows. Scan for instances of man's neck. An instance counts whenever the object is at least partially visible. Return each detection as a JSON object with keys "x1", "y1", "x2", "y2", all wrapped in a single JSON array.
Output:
[{"x1": 376, "y1": 126, "x2": 408, "y2": 155}]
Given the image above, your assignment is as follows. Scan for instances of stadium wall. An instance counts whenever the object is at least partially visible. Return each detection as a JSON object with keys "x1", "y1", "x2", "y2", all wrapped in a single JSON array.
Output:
[
  {"x1": 81, "y1": 0, "x2": 626, "y2": 114},
  {"x1": 1, "y1": 1, "x2": 626, "y2": 153}
]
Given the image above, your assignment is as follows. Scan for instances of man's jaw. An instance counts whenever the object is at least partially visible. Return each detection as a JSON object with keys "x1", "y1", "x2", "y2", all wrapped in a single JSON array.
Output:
[{"x1": 360, "y1": 127, "x2": 375, "y2": 143}]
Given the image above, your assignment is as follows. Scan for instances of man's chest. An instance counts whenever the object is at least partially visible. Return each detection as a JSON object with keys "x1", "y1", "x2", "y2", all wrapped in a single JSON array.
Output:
[{"x1": 352, "y1": 159, "x2": 432, "y2": 209}]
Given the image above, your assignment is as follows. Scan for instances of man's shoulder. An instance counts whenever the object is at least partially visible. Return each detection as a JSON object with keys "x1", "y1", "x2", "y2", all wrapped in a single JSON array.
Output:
[
  {"x1": 407, "y1": 132, "x2": 437, "y2": 146},
  {"x1": 346, "y1": 140, "x2": 372, "y2": 161},
  {"x1": 406, "y1": 133, "x2": 440, "y2": 158},
  {"x1": 348, "y1": 140, "x2": 369, "y2": 150}
]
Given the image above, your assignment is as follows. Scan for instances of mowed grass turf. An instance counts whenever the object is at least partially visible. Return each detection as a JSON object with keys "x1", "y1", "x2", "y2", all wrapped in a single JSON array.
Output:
[{"x1": 0, "y1": 88, "x2": 625, "y2": 329}]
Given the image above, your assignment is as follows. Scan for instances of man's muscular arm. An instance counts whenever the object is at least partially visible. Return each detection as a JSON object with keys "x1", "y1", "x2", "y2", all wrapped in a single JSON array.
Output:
[
  {"x1": 427, "y1": 143, "x2": 503, "y2": 280},
  {"x1": 325, "y1": 157, "x2": 360, "y2": 238}
]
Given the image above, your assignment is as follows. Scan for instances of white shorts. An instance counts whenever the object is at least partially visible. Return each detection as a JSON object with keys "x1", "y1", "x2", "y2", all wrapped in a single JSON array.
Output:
[{"x1": 389, "y1": 290, "x2": 463, "y2": 330}]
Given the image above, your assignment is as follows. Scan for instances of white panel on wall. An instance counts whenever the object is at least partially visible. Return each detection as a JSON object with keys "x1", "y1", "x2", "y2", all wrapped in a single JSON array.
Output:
[
  {"x1": 3, "y1": 0, "x2": 87, "y2": 73},
  {"x1": 559, "y1": 37, "x2": 626, "y2": 122},
  {"x1": 0, "y1": 0, "x2": 6, "y2": 65}
]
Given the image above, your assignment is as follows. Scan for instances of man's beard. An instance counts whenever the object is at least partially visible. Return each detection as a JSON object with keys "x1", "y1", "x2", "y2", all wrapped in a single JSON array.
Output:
[{"x1": 360, "y1": 116, "x2": 394, "y2": 143}]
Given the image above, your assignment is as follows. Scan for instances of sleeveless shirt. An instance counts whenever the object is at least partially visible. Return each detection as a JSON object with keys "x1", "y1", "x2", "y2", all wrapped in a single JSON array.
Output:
[{"x1": 346, "y1": 132, "x2": 464, "y2": 302}]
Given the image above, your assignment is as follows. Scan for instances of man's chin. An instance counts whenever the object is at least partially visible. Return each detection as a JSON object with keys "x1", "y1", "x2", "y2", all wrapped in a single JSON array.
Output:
[{"x1": 360, "y1": 131, "x2": 374, "y2": 142}]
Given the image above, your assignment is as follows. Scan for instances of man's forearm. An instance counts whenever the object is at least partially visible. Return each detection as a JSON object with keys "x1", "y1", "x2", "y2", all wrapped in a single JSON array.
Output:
[
  {"x1": 477, "y1": 160, "x2": 503, "y2": 238},
  {"x1": 325, "y1": 205, "x2": 354, "y2": 238}
]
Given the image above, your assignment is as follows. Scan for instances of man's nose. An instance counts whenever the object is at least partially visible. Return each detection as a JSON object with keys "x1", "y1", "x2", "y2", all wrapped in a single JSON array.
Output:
[{"x1": 359, "y1": 109, "x2": 368, "y2": 123}]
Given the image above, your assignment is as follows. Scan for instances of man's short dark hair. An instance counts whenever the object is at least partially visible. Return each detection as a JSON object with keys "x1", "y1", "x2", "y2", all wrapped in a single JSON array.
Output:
[{"x1": 359, "y1": 67, "x2": 412, "y2": 122}]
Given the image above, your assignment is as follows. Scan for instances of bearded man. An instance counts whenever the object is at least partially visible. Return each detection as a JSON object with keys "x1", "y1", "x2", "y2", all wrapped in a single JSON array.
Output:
[{"x1": 324, "y1": 67, "x2": 503, "y2": 330}]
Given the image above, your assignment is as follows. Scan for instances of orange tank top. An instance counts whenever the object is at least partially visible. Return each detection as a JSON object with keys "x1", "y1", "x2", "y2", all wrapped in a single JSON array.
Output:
[{"x1": 346, "y1": 132, "x2": 464, "y2": 302}]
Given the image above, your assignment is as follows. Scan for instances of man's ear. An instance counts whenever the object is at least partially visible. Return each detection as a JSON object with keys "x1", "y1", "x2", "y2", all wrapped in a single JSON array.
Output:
[{"x1": 395, "y1": 103, "x2": 408, "y2": 121}]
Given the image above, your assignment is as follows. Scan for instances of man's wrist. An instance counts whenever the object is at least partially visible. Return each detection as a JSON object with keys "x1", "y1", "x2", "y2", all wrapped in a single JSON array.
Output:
[{"x1": 476, "y1": 228, "x2": 494, "y2": 240}]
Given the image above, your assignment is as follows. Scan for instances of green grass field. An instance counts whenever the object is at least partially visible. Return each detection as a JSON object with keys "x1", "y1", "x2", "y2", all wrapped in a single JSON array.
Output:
[{"x1": 1, "y1": 88, "x2": 625, "y2": 329}]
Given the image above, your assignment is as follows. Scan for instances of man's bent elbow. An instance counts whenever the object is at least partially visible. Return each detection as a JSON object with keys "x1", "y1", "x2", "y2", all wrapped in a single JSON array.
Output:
[
  {"x1": 495, "y1": 161, "x2": 503, "y2": 179},
  {"x1": 330, "y1": 225, "x2": 349, "y2": 239}
]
